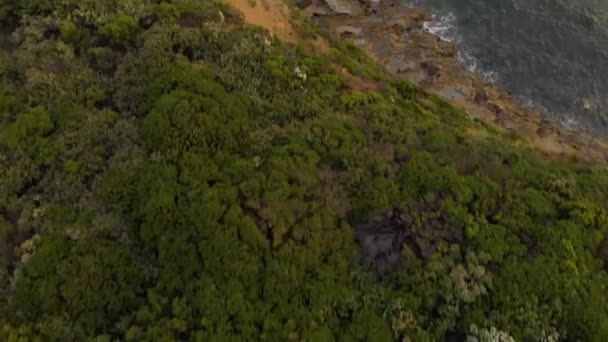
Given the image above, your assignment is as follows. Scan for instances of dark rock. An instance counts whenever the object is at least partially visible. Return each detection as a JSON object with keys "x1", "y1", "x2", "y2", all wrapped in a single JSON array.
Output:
[
  {"x1": 355, "y1": 210, "x2": 409, "y2": 277},
  {"x1": 437, "y1": 40, "x2": 457, "y2": 57},
  {"x1": 439, "y1": 87, "x2": 465, "y2": 101},
  {"x1": 336, "y1": 25, "x2": 363, "y2": 39},
  {"x1": 296, "y1": 0, "x2": 313, "y2": 9},
  {"x1": 307, "y1": 0, "x2": 335, "y2": 15},
  {"x1": 421, "y1": 61, "x2": 440, "y2": 76},
  {"x1": 417, "y1": 32, "x2": 439, "y2": 49},
  {"x1": 536, "y1": 126, "x2": 552, "y2": 138},
  {"x1": 323, "y1": 0, "x2": 357, "y2": 15},
  {"x1": 474, "y1": 90, "x2": 488, "y2": 103},
  {"x1": 487, "y1": 102, "x2": 503, "y2": 114}
]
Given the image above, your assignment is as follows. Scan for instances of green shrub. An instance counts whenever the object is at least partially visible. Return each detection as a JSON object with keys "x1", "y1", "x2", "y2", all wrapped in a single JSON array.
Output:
[
  {"x1": 16, "y1": 236, "x2": 145, "y2": 333},
  {"x1": 101, "y1": 14, "x2": 140, "y2": 45},
  {"x1": 0, "y1": 107, "x2": 53, "y2": 148},
  {"x1": 60, "y1": 21, "x2": 79, "y2": 41},
  {"x1": 154, "y1": 2, "x2": 181, "y2": 21}
]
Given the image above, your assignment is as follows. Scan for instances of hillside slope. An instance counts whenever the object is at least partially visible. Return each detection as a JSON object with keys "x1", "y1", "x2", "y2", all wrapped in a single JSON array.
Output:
[{"x1": 1, "y1": 0, "x2": 608, "y2": 340}]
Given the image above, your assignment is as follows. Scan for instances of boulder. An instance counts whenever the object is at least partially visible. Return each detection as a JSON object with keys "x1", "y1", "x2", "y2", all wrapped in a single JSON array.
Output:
[
  {"x1": 322, "y1": 0, "x2": 358, "y2": 15},
  {"x1": 421, "y1": 60, "x2": 440, "y2": 76},
  {"x1": 335, "y1": 25, "x2": 364, "y2": 37},
  {"x1": 295, "y1": 0, "x2": 313, "y2": 9},
  {"x1": 437, "y1": 40, "x2": 457, "y2": 57},
  {"x1": 438, "y1": 86, "x2": 466, "y2": 101}
]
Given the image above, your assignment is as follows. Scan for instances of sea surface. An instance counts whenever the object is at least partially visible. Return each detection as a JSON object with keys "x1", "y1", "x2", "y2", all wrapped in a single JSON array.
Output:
[{"x1": 406, "y1": 0, "x2": 608, "y2": 135}]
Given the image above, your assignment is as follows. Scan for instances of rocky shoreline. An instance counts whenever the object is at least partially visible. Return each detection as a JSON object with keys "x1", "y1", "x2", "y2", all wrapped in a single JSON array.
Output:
[{"x1": 296, "y1": 0, "x2": 608, "y2": 164}]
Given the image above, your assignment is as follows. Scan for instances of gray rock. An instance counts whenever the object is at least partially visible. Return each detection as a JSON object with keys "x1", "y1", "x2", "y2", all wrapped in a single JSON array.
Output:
[
  {"x1": 439, "y1": 86, "x2": 465, "y2": 101},
  {"x1": 323, "y1": 0, "x2": 356, "y2": 15},
  {"x1": 336, "y1": 25, "x2": 363, "y2": 37},
  {"x1": 295, "y1": 0, "x2": 313, "y2": 9},
  {"x1": 310, "y1": 1, "x2": 335, "y2": 15}
]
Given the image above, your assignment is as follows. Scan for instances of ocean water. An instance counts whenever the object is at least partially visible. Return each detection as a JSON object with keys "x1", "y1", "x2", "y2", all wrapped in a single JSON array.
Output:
[{"x1": 406, "y1": 0, "x2": 608, "y2": 135}]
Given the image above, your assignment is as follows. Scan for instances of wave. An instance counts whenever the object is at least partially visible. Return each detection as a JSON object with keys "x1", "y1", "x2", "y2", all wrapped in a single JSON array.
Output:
[{"x1": 420, "y1": 11, "x2": 500, "y2": 83}]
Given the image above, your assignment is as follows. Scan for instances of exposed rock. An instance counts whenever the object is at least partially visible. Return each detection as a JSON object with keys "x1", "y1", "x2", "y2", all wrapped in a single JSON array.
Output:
[
  {"x1": 438, "y1": 86, "x2": 466, "y2": 101},
  {"x1": 323, "y1": 0, "x2": 357, "y2": 15},
  {"x1": 536, "y1": 126, "x2": 553, "y2": 138},
  {"x1": 486, "y1": 101, "x2": 507, "y2": 115},
  {"x1": 309, "y1": 1, "x2": 334, "y2": 15},
  {"x1": 421, "y1": 60, "x2": 440, "y2": 77},
  {"x1": 295, "y1": 0, "x2": 313, "y2": 9},
  {"x1": 355, "y1": 203, "x2": 464, "y2": 276},
  {"x1": 355, "y1": 212, "x2": 409, "y2": 276},
  {"x1": 474, "y1": 89, "x2": 489, "y2": 104},
  {"x1": 437, "y1": 40, "x2": 457, "y2": 57},
  {"x1": 335, "y1": 25, "x2": 363, "y2": 37},
  {"x1": 417, "y1": 33, "x2": 439, "y2": 50}
]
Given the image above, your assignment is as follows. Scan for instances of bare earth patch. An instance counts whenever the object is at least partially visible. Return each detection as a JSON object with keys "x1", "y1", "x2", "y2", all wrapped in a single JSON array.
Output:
[{"x1": 224, "y1": 0, "x2": 299, "y2": 42}]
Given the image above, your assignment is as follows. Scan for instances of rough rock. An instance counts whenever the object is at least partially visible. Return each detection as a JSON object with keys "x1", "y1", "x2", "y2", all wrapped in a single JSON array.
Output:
[
  {"x1": 355, "y1": 212, "x2": 408, "y2": 277},
  {"x1": 307, "y1": 0, "x2": 334, "y2": 15},
  {"x1": 417, "y1": 33, "x2": 440, "y2": 50},
  {"x1": 355, "y1": 203, "x2": 465, "y2": 276},
  {"x1": 335, "y1": 25, "x2": 363, "y2": 37},
  {"x1": 437, "y1": 40, "x2": 457, "y2": 57},
  {"x1": 438, "y1": 86, "x2": 466, "y2": 101},
  {"x1": 323, "y1": 0, "x2": 357, "y2": 15},
  {"x1": 295, "y1": 0, "x2": 313, "y2": 9},
  {"x1": 421, "y1": 60, "x2": 440, "y2": 77}
]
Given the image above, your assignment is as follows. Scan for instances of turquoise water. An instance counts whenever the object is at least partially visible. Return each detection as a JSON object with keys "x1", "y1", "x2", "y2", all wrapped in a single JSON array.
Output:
[{"x1": 407, "y1": 0, "x2": 608, "y2": 135}]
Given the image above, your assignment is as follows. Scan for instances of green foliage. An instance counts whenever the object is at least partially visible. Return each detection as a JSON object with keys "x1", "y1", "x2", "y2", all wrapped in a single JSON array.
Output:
[
  {"x1": 16, "y1": 236, "x2": 144, "y2": 333},
  {"x1": 0, "y1": 107, "x2": 53, "y2": 148},
  {"x1": 60, "y1": 20, "x2": 92, "y2": 46},
  {"x1": 340, "y1": 91, "x2": 383, "y2": 110},
  {"x1": 0, "y1": 106, "x2": 60, "y2": 166},
  {"x1": 0, "y1": 0, "x2": 14, "y2": 22},
  {"x1": 60, "y1": 21, "x2": 79, "y2": 41},
  {"x1": 0, "y1": 0, "x2": 607, "y2": 340},
  {"x1": 101, "y1": 14, "x2": 140, "y2": 45},
  {"x1": 348, "y1": 310, "x2": 394, "y2": 341},
  {"x1": 395, "y1": 80, "x2": 418, "y2": 100},
  {"x1": 154, "y1": 3, "x2": 181, "y2": 22}
]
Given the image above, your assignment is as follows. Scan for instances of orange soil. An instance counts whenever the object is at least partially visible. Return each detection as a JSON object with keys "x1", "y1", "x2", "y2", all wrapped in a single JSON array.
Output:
[{"x1": 224, "y1": 0, "x2": 298, "y2": 42}]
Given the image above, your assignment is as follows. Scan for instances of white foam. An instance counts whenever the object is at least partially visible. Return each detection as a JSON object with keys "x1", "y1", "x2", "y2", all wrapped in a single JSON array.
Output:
[
  {"x1": 420, "y1": 11, "x2": 500, "y2": 83},
  {"x1": 561, "y1": 115, "x2": 581, "y2": 131},
  {"x1": 516, "y1": 95, "x2": 582, "y2": 131},
  {"x1": 422, "y1": 12, "x2": 458, "y2": 42}
]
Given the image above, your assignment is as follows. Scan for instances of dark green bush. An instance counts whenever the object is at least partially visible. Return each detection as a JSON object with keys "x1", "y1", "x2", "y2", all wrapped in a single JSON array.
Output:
[{"x1": 101, "y1": 14, "x2": 140, "y2": 45}]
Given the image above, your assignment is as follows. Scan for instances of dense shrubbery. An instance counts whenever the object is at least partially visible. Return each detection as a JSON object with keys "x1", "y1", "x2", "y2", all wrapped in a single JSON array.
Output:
[{"x1": 0, "y1": 0, "x2": 607, "y2": 340}]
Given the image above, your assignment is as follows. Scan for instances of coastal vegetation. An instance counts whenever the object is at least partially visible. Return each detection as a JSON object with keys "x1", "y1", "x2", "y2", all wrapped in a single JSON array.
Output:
[{"x1": 1, "y1": 0, "x2": 608, "y2": 340}]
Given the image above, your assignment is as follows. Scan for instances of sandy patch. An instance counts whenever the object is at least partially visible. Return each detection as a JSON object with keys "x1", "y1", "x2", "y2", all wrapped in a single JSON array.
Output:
[{"x1": 224, "y1": 0, "x2": 298, "y2": 42}]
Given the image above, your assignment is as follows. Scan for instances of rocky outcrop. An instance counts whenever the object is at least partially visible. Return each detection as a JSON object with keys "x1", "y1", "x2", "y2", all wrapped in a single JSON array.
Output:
[
  {"x1": 355, "y1": 212, "x2": 407, "y2": 276},
  {"x1": 295, "y1": 0, "x2": 362, "y2": 16},
  {"x1": 324, "y1": 0, "x2": 356, "y2": 14},
  {"x1": 356, "y1": 204, "x2": 464, "y2": 277}
]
